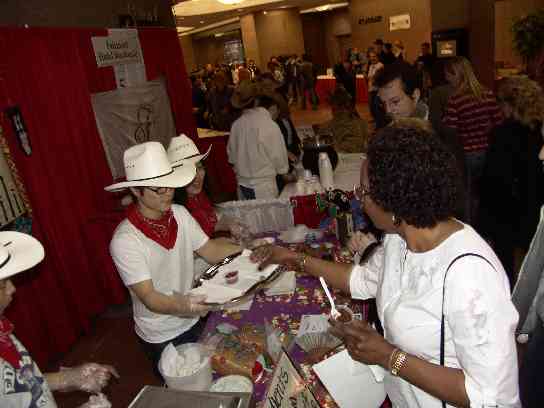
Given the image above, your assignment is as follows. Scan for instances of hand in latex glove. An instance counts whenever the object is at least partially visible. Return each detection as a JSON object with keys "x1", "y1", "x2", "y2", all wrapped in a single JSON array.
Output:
[
  {"x1": 347, "y1": 231, "x2": 377, "y2": 255},
  {"x1": 249, "y1": 244, "x2": 296, "y2": 270},
  {"x1": 78, "y1": 393, "x2": 112, "y2": 408},
  {"x1": 60, "y1": 363, "x2": 119, "y2": 393},
  {"x1": 216, "y1": 216, "x2": 246, "y2": 240},
  {"x1": 173, "y1": 292, "x2": 212, "y2": 317}
]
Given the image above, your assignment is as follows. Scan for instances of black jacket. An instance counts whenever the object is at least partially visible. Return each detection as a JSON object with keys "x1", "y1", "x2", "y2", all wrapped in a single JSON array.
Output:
[{"x1": 480, "y1": 119, "x2": 544, "y2": 249}]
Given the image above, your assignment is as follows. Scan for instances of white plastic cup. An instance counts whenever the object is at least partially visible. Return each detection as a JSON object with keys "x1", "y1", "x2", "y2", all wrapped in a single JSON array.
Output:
[
  {"x1": 318, "y1": 152, "x2": 334, "y2": 191},
  {"x1": 159, "y1": 343, "x2": 212, "y2": 391}
]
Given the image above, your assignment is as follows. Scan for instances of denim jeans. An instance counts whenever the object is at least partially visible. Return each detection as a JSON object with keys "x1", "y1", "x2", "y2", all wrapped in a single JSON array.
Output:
[{"x1": 239, "y1": 184, "x2": 256, "y2": 200}]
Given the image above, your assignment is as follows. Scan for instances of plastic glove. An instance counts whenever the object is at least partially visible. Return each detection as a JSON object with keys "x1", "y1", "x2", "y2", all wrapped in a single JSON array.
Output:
[
  {"x1": 78, "y1": 393, "x2": 112, "y2": 408},
  {"x1": 60, "y1": 363, "x2": 119, "y2": 393},
  {"x1": 347, "y1": 231, "x2": 377, "y2": 256},
  {"x1": 172, "y1": 292, "x2": 213, "y2": 317},
  {"x1": 216, "y1": 215, "x2": 247, "y2": 240}
]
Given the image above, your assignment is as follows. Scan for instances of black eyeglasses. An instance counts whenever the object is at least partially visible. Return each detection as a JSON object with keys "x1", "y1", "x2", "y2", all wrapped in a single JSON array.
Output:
[
  {"x1": 145, "y1": 187, "x2": 172, "y2": 195},
  {"x1": 353, "y1": 184, "x2": 370, "y2": 201}
]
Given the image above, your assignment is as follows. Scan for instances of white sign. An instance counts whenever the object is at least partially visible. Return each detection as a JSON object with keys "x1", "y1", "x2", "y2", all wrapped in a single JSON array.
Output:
[
  {"x1": 389, "y1": 14, "x2": 411, "y2": 31},
  {"x1": 264, "y1": 350, "x2": 321, "y2": 408},
  {"x1": 108, "y1": 29, "x2": 146, "y2": 88},
  {"x1": 91, "y1": 32, "x2": 144, "y2": 67}
]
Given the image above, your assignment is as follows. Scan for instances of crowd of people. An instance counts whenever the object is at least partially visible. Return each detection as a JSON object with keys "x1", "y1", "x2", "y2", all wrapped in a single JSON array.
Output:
[
  {"x1": 2, "y1": 34, "x2": 544, "y2": 408},
  {"x1": 190, "y1": 53, "x2": 321, "y2": 131},
  {"x1": 191, "y1": 42, "x2": 544, "y2": 290}
]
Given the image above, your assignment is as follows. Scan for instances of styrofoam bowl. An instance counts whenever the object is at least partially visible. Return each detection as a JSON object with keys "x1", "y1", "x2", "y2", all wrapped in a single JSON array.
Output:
[{"x1": 159, "y1": 343, "x2": 212, "y2": 391}]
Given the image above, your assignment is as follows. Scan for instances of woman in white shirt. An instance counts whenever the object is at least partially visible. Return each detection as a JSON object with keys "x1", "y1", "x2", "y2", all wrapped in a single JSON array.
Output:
[{"x1": 251, "y1": 122, "x2": 520, "y2": 407}]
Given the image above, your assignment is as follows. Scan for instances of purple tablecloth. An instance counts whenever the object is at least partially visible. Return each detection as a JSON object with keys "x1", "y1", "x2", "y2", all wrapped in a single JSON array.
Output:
[{"x1": 200, "y1": 236, "x2": 368, "y2": 407}]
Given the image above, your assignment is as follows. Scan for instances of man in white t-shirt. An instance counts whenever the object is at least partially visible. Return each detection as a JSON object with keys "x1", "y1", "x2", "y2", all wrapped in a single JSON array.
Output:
[
  {"x1": 106, "y1": 142, "x2": 239, "y2": 375},
  {"x1": 228, "y1": 80, "x2": 292, "y2": 199}
]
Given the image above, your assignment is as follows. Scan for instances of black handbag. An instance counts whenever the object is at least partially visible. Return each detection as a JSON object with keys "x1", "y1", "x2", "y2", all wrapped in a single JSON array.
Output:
[{"x1": 441, "y1": 253, "x2": 495, "y2": 408}]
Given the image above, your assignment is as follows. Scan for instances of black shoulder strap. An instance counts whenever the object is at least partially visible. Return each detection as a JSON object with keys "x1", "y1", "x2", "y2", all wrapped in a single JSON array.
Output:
[{"x1": 440, "y1": 253, "x2": 495, "y2": 408}]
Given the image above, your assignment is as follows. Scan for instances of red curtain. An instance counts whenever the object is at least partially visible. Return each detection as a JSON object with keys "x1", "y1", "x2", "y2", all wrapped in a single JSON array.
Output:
[{"x1": 0, "y1": 27, "x2": 196, "y2": 367}]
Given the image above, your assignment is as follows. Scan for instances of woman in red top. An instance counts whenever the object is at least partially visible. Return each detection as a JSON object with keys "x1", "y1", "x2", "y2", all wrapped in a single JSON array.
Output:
[
  {"x1": 442, "y1": 57, "x2": 504, "y2": 223},
  {"x1": 168, "y1": 134, "x2": 244, "y2": 239},
  {"x1": 182, "y1": 161, "x2": 242, "y2": 237}
]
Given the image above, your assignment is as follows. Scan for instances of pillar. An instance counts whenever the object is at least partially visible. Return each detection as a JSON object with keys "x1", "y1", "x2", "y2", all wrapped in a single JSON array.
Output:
[
  {"x1": 240, "y1": 13, "x2": 261, "y2": 68},
  {"x1": 240, "y1": 9, "x2": 305, "y2": 70}
]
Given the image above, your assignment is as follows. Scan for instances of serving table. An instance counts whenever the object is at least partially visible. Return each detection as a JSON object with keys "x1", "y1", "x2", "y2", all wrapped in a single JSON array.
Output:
[
  {"x1": 196, "y1": 128, "x2": 237, "y2": 199},
  {"x1": 315, "y1": 75, "x2": 337, "y2": 105},
  {"x1": 356, "y1": 75, "x2": 369, "y2": 104},
  {"x1": 200, "y1": 233, "x2": 372, "y2": 408},
  {"x1": 315, "y1": 75, "x2": 369, "y2": 105}
]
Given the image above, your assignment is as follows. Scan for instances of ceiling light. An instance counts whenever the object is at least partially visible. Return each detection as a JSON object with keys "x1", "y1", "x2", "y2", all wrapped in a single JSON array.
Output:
[
  {"x1": 217, "y1": 0, "x2": 245, "y2": 4},
  {"x1": 200, "y1": 20, "x2": 205, "y2": 23},
  {"x1": 263, "y1": 11, "x2": 267, "y2": 14},
  {"x1": 316, "y1": 5, "x2": 330, "y2": 12}
]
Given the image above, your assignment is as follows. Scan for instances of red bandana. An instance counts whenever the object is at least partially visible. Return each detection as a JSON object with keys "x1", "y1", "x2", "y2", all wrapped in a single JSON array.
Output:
[
  {"x1": 127, "y1": 204, "x2": 178, "y2": 249},
  {"x1": 185, "y1": 192, "x2": 217, "y2": 237},
  {"x1": 0, "y1": 317, "x2": 21, "y2": 368}
]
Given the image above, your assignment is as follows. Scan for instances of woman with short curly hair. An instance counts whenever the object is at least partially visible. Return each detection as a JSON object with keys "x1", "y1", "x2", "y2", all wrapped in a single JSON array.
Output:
[
  {"x1": 479, "y1": 76, "x2": 544, "y2": 286},
  {"x1": 251, "y1": 123, "x2": 520, "y2": 407}
]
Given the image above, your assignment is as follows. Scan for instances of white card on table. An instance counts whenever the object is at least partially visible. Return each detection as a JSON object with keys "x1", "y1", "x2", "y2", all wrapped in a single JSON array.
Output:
[{"x1": 313, "y1": 350, "x2": 386, "y2": 408}]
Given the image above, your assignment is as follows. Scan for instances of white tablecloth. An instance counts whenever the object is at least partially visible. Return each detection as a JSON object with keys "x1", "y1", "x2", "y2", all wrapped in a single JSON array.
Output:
[{"x1": 280, "y1": 153, "x2": 365, "y2": 199}]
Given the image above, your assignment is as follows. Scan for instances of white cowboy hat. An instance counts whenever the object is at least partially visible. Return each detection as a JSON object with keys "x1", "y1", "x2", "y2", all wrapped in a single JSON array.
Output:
[
  {"x1": 167, "y1": 134, "x2": 211, "y2": 168},
  {"x1": 104, "y1": 141, "x2": 197, "y2": 192},
  {"x1": 0, "y1": 231, "x2": 45, "y2": 281}
]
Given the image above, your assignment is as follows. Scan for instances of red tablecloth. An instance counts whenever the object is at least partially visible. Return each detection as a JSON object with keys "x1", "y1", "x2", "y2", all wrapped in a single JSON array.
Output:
[
  {"x1": 315, "y1": 77, "x2": 336, "y2": 105},
  {"x1": 356, "y1": 76, "x2": 369, "y2": 104},
  {"x1": 316, "y1": 77, "x2": 368, "y2": 105},
  {"x1": 195, "y1": 135, "x2": 237, "y2": 198}
]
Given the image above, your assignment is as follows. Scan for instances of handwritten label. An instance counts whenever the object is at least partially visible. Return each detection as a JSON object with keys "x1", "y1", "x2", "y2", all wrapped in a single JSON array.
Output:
[
  {"x1": 264, "y1": 350, "x2": 321, "y2": 408},
  {"x1": 297, "y1": 315, "x2": 330, "y2": 337},
  {"x1": 91, "y1": 34, "x2": 143, "y2": 67}
]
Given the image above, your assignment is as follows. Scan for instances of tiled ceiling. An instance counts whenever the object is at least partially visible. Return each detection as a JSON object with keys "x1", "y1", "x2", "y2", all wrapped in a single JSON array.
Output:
[{"x1": 173, "y1": 0, "x2": 349, "y2": 34}]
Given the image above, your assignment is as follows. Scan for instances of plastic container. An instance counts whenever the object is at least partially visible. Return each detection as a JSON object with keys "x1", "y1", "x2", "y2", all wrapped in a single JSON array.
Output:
[
  {"x1": 306, "y1": 175, "x2": 324, "y2": 194},
  {"x1": 225, "y1": 271, "x2": 239, "y2": 285},
  {"x1": 210, "y1": 375, "x2": 254, "y2": 393},
  {"x1": 159, "y1": 343, "x2": 212, "y2": 391},
  {"x1": 332, "y1": 305, "x2": 354, "y2": 324},
  {"x1": 318, "y1": 152, "x2": 334, "y2": 191},
  {"x1": 295, "y1": 161, "x2": 306, "y2": 180}
]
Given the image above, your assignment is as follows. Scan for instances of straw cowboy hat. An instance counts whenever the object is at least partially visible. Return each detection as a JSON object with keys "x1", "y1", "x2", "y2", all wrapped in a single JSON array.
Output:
[
  {"x1": 231, "y1": 80, "x2": 259, "y2": 109},
  {"x1": 231, "y1": 79, "x2": 285, "y2": 109},
  {"x1": 0, "y1": 231, "x2": 45, "y2": 280},
  {"x1": 167, "y1": 134, "x2": 211, "y2": 168},
  {"x1": 258, "y1": 77, "x2": 288, "y2": 113},
  {"x1": 104, "y1": 141, "x2": 196, "y2": 192}
]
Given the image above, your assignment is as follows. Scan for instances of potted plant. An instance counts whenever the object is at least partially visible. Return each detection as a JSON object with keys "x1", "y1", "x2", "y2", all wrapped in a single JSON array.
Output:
[{"x1": 512, "y1": 9, "x2": 544, "y2": 82}]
